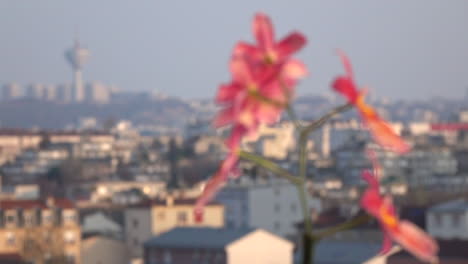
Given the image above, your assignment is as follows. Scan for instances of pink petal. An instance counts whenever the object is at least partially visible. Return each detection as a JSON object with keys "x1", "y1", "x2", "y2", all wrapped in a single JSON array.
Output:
[
  {"x1": 380, "y1": 229, "x2": 394, "y2": 255},
  {"x1": 283, "y1": 59, "x2": 308, "y2": 79},
  {"x1": 233, "y1": 42, "x2": 261, "y2": 59},
  {"x1": 255, "y1": 103, "x2": 282, "y2": 125},
  {"x1": 230, "y1": 57, "x2": 254, "y2": 84},
  {"x1": 194, "y1": 153, "x2": 239, "y2": 222},
  {"x1": 253, "y1": 13, "x2": 275, "y2": 51},
  {"x1": 276, "y1": 32, "x2": 307, "y2": 59},
  {"x1": 337, "y1": 50, "x2": 354, "y2": 78},
  {"x1": 366, "y1": 149, "x2": 382, "y2": 179},
  {"x1": 361, "y1": 170, "x2": 384, "y2": 217},
  {"x1": 225, "y1": 125, "x2": 247, "y2": 151},
  {"x1": 362, "y1": 170, "x2": 379, "y2": 190},
  {"x1": 390, "y1": 221, "x2": 439, "y2": 263},
  {"x1": 213, "y1": 107, "x2": 235, "y2": 128},
  {"x1": 332, "y1": 77, "x2": 359, "y2": 103},
  {"x1": 216, "y1": 83, "x2": 243, "y2": 104},
  {"x1": 332, "y1": 51, "x2": 359, "y2": 103},
  {"x1": 363, "y1": 113, "x2": 411, "y2": 154}
]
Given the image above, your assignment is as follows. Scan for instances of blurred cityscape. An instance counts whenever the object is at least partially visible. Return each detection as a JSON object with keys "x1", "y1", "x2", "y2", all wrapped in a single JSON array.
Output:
[{"x1": 0, "y1": 41, "x2": 467, "y2": 264}]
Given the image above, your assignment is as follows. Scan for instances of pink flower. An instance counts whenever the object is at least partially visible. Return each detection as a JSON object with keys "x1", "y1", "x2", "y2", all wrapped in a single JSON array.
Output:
[
  {"x1": 235, "y1": 13, "x2": 308, "y2": 92},
  {"x1": 332, "y1": 51, "x2": 410, "y2": 154},
  {"x1": 361, "y1": 170, "x2": 439, "y2": 263},
  {"x1": 195, "y1": 12, "x2": 307, "y2": 222}
]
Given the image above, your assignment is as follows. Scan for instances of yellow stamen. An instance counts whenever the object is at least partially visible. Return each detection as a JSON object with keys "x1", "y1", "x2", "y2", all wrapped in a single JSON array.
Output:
[
  {"x1": 263, "y1": 51, "x2": 277, "y2": 65},
  {"x1": 379, "y1": 205, "x2": 398, "y2": 228}
]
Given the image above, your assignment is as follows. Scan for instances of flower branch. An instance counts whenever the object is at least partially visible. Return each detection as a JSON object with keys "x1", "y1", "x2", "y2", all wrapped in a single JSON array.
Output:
[
  {"x1": 238, "y1": 150, "x2": 303, "y2": 185},
  {"x1": 314, "y1": 213, "x2": 372, "y2": 240}
]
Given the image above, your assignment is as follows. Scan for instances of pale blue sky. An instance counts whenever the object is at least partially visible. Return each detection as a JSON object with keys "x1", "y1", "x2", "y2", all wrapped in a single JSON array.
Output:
[{"x1": 1, "y1": 1, "x2": 468, "y2": 100}]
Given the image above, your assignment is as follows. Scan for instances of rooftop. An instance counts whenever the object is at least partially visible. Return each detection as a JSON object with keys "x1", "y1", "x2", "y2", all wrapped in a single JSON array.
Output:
[
  {"x1": 131, "y1": 197, "x2": 220, "y2": 208},
  {"x1": 144, "y1": 227, "x2": 253, "y2": 249},
  {"x1": 0, "y1": 197, "x2": 74, "y2": 210},
  {"x1": 428, "y1": 199, "x2": 468, "y2": 213}
]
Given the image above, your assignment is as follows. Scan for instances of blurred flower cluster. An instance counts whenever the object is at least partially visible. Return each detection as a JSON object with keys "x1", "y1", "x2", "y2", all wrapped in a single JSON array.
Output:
[{"x1": 196, "y1": 12, "x2": 439, "y2": 264}]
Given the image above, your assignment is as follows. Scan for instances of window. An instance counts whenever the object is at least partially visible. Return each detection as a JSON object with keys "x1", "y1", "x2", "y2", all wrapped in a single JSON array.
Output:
[
  {"x1": 65, "y1": 254, "x2": 75, "y2": 264},
  {"x1": 43, "y1": 232, "x2": 51, "y2": 243},
  {"x1": 192, "y1": 250, "x2": 200, "y2": 262},
  {"x1": 133, "y1": 218, "x2": 139, "y2": 228},
  {"x1": 274, "y1": 188, "x2": 281, "y2": 196},
  {"x1": 6, "y1": 214, "x2": 16, "y2": 225},
  {"x1": 148, "y1": 250, "x2": 158, "y2": 264},
  {"x1": 274, "y1": 204, "x2": 281, "y2": 213},
  {"x1": 42, "y1": 212, "x2": 54, "y2": 224},
  {"x1": 158, "y1": 211, "x2": 165, "y2": 220},
  {"x1": 6, "y1": 232, "x2": 15, "y2": 246},
  {"x1": 434, "y1": 213, "x2": 442, "y2": 227},
  {"x1": 274, "y1": 221, "x2": 281, "y2": 231},
  {"x1": 163, "y1": 250, "x2": 172, "y2": 264},
  {"x1": 24, "y1": 213, "x2": 36, "y2": 227},
  {"x1": 215, "y1": 252, "x2": 223, "y2": 264},
  {"x1": 452, "y1": 213, "x2": 461, "y2": 226},
  {"x1": 177, "y1": 211, "x2": 187, "y2": 225},
  {"x1": 290, "y1": 203, "x2": 297, "y2": 213},
  {"x1": 63, "y1": 212, "x2": 77, "y2": 223},
  {"x1": 64, "y1": 231, "x2": 76, "y2": 244},
  {"x1": 201, "y1": 251, "x2": 211, "y2": 264}
]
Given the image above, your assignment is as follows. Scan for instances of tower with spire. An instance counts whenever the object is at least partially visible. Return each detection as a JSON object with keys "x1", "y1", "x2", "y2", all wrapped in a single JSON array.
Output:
[{"x1": 65, "y1": 39, "x2": 89, "y2": 103}]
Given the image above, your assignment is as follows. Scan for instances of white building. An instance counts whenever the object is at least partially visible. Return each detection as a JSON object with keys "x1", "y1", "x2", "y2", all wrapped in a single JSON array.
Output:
[
  {"x1": 2, "y1": 82, "x2": 22, "y2": 100},
  {"x1": 85, "y1": 82, "x2": 110, "y2": 104},
  {"x1": 92, "y1": 181, "x2": 166, "y2": 202},
  {"x1": 427, "y1": 199, "x2": 468, "y2": 240},
  {"x1": 216, "y1": 177, "x2": 321, "y2": 238},
  {"x1": 242, "y1": 122, "x2": 295, "y2": 160}
]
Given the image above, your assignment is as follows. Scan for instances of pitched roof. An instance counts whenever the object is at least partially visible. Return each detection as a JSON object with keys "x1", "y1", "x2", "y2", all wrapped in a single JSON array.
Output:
[
  {"x1": 144, "y1": 227, "x2": 254, "y2": 249},
  {"x1": 428, "y1": 199, "x2": 468, "y2": 213},
  {"x1": 130, "y1": 198, "x2": 220, "y2": 208},
  {"x1": 82, "y1": 212, "x2": 122, "y2": 234},
  {"x1": 314, "y1": 241, "x2": 381, "y2": 264},
  {"x1": 0, "y1": 198, "x2": 75, "y2": 210}
]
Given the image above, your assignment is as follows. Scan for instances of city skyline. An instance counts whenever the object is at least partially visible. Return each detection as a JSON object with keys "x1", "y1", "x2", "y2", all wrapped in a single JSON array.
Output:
[{"x1": 1, "y1": 1, "x2": 468, "y2": 100}]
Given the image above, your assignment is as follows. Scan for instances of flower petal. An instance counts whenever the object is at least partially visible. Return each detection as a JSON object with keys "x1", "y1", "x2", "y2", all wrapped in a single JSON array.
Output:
[
  {"x1": 230, "y1": 57, "x2": 255, "y2": 84},
  {"x1": 233, "y1": 42, "x2": 261, "y2": 59},
  {"x1": 380, "y1": 229, "x2": 394, "y2": 255},
  {"x1": 194, "y1": 153, "x2": 239, "y2": 222},
  {"x1": 213, "y1": 107, "x2": 235, "y2": 128},
  {"x1": 276, "y1": 32, "x2": 307, "y2": 59},
  {"x1": 332, "y1": 77, "x2": 359, "y2": 103},
  {"x1": 283, "y1": 59, "x2": 308, "y2": 79},
  {"x1": 216, "y1": 83, "x2": 243, "y2": 104},
  {"x1": 253, "y1": 13, "x2": 275, "y2": 51},
  {"x1": 332, "y1": 51, "x2": 360, "y2": 103},
  {"x1": 363, "y1": 112, "x2": 411, "y2": 154},
  {"x1": 391, "y1": 221, "x2": 439, "y2": 263},
  {"x1": 225, "y1": 125, "x2": 247, "y2": 151},
  {"x1": 337, "y1": 50, "x2": 354, "y2": 78}
]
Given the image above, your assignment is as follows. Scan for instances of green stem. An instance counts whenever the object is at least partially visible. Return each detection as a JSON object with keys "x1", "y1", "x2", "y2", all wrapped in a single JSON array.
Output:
[
  {"x1": 279, "y1": 80, "x2": 302, "y2": 130},
  {"x1": 296, "y1": 103, "x2": 354, "y2": 264},
  {"x1": 314, "y1": 214, "x2": 372, "y2": 240},
  {"x1": 286, "y1": 104, "x2": 302, "y2": 130},
  {"x1": 301, "y1": 103, "x2": 353, "y2": 136},
  {"x1": 238, "y1": 150, "x2": 303, "y2": 185},
  {"x1": 302, "y1": 232, "x2": 314, "y2": 264},
  {"x1": 297, "y1": 184, "x2": 312, "y2": 234}
]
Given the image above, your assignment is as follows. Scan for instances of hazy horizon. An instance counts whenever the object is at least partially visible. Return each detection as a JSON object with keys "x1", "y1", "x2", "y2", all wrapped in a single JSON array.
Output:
[{"x1": 1, "y1": 1, "x2": 468, "y2": 100}]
